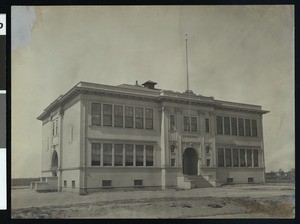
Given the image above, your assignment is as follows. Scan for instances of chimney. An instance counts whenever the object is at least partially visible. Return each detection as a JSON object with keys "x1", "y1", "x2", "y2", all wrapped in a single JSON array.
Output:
[
  {"x1": 142, "y1": 80, "x2": 157, "y2": 89},
  {"x1": 135, "y1": 80, "x2": 139, "y2": 86}
]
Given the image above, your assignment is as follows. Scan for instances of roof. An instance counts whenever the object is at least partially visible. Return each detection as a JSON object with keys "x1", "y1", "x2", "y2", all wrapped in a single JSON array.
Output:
[{"x1": 37, "y1": 81, "x2": 269, "y2": 120}]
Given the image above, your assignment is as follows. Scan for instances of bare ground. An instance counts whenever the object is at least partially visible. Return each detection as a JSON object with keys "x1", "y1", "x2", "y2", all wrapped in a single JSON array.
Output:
[{"x1": 11, "y1": 183, "x2": 295, "y2": 219}]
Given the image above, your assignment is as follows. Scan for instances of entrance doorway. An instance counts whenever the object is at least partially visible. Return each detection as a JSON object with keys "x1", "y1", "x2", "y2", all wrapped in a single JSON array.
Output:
[
  {"x1": 182, "y1": 147, "x2": 198, "y2": 175},
  {"x1": 51, "y1": 150, "x2": 58, "y2": 177}
]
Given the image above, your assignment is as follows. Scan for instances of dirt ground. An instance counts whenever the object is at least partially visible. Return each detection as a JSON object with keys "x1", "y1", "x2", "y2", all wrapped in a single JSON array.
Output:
[{"x1": 11, "y1": 183, "x2": 295, "y2": 219}]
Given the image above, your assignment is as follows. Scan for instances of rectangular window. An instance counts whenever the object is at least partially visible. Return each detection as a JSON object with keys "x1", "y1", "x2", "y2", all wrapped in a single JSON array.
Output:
[
  {"x1": 183, "y1": 116, "x2": 190, "y2": 132},
  {"x1": 64, "y1": 180, "x2": 67, "y2": 188},
  {"x1": 145, "y1": 108, "x2": 153, "y2": 129},
  {"x1": 170, "y1": 114, "x2": 175, "y2": 131},
  {"x1": 247, "y1": 149, "x2": 252, "y2": 167},
  {"x1": 91, "y1": 103, "x2": 101, "y2": 126},
  {"x1": 55, "y1": 119, "x2": 59, "y2": 135},
  {"x1": 245, "y1": 119, "x2": 251, "y2": 136},
  {"x1": 135, "y1": 145, "x2": 144, "y2": 166},
  {"x1": 102, "y1": 180, "x2": 112, "y2": 187},
  {"x1": 103, "y1": 143, "x2": 112, "y2": 166},
  {"x1": 125, "y1": 144, "x2": 134, "y2": 166},
  {"x1": 91, "y1": 143, "x2": 101, "y2": 166},
  {"x1": 125, "y1": 106, "x2": 133, "y2": 128},
  {"x1": 225, "y1": 148, "x2": 232, "y2": 167},
  {"x1": 146, "y1": 145, "x2": 154, "y2": 166},
  {"x1": 232, "y1": 149, "x2": 239, "y2": 167},
  {"x1": 206, "y1": 159, "x2": 210, "y2": 167},
  {"x1": 253, "y1": 149, "x2": 259, "y2": 167},
  {"x1": 224, "y1": 117, "x2": 230, "y2": 135},
  {"x1": 103, "y1": 104, "x2": 112, "y2": 126},
  {"x1": 72, "y1": 180, "x2": 75, "y2": 188},
  {"x1": 231, "y1": 117, "x2": 237, "y2": 135},
  {"x1": 191, "y1": 117, "x2": 197, "y2": 132},
  {"x1": 218, "y1": 148, "x2": 224, "y2": 167},
  {"x1": 238, "y1": 118, "x2": 244, "y2": 136},
  {"x1": 205, "y1": 118, "x2": 210, "y2": 133},
  {"x1": 114, "y1": 144, "x2": 123, "y2": 166},
  {"x1": 52, "y1": 121, "x2": 55, "y2": 135},
  {"x1": 135, "y1": 107, "x2": 144, "y2": 129},
  {"x1": 171, "y1": 158, "x2": 175, "y2": 167},
  {"x1": 217, "y1": 116, "x2": 223, "y2": 134},
  {"x1": 240, "y1": 149, "x2": 246, "y2": 167},
  {"x1": 134, "y1": 179, "x2": 143, "y2": 187},
  {"x1": 252, "y1": 120, "x2": 257, "y2": 137},
  {"x1": 114, "y1": 105, "x2": 123, "y2": 127}
]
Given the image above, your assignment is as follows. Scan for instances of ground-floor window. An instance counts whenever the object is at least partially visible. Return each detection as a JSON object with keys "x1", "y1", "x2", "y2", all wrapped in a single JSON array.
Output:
[
  {"x1": 217, "y1": 148, "x2": 224, "y2": 167},
  {"x1": 136, "y1": 145, "x2": 144, "y2": 166},
  {"x1": 72, "y1": 180, "x2": 75, "y2": 188},
  {"x1": 171, "y1": 158, "x2": 176, "y2": 167},
  {"x1": 91, "y1": 143, "x2": 101, "y2": 166},
  {"x1": 103, "y1": 143, "x2": 112, "y2": 166},
  {"x1": 125, "y1": 144, "x2": 134, "y2": 166},
  {"x1": 64, "y1": 180, "x2": 67, "y2": 188}
]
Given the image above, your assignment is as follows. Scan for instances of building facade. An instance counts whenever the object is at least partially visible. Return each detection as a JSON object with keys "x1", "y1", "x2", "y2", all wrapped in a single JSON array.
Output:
[{"x1": 37, "y1": 81, "x2": 269, "y2": 194}]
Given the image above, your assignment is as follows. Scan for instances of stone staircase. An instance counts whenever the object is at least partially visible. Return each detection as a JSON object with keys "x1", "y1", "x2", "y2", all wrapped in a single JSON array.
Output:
[{"x1": 177, "y1": 175, "x2": 221, "y2": 189}]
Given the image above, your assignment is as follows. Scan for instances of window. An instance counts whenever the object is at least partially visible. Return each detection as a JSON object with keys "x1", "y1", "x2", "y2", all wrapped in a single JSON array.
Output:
[
  {"x1": 103, "y1": 143, "x2": 112, "y2": 166},
  {"x1": 91, "y1": 103, "x2": 101, "y2": 126},
  {"x1": 64, "y1": 180, "x2": 67, "y2": 188},
  {"x1": 233, "y1": 149, "x2": 239, "y2": 167},
  {"x1": 146, "y1": 145, "x2": 154, "y2": 166},
  {"x1": 191, "y1": 117, "x2": 197, "y2": 132},
  {"x1": 247, "y1": 149, "x2": 252, "y2": 167},
  {"x1": 52, "y1": 121, "x2": 55, "y2": 135},
  {"x1": 238, "y1": 118, "x2": 244, "y2": 136},
  {"x1": 218, "y1": 148, "x2": 224, "y2": 167},
  {"x1": 183, "y1": 116, "x2": 190, "y2": 132},
  {"x1": 253, "y1": 149, "x2": 259, "y2": 167},
  {"x1": 125, "y1": 106, "x2": 133, "y2": 128},
  {"x1": 91, "y1": 143, "x2": 101, "y2": 166},
  {"x1": 114, "y1": 105, "x2": 123, "y2": 127},
  {"x1": 240, "y1": 149, "x2": 246, "y2": 167},
  {"x1": 206, "y1": 159, "x2": 210, "y2": 167},
  {"x1": 227, "y1": 178, "x2": 233, "y2": 184},
  {"x1": 231, "y1": 117, "x2": 237, "y2": 135},
  {"x1": 134, "y1": 179, "x2": 143, "y2": 187},
  {"x1": 114, "y1": 144, "x2": 123, "y2": 166},
  {"x1": 252, "y1": 120, "x2": 257, "y2": 137},
  {"x1": 248, "y1": 177, "x2": 254, "y2": 183},
  {"x1": 245, "y1": 119, "x2": 251, "y2": 136},
  {"x1": 171, "y1": 158, "x2": 175, "y2": 167},
  {"x1": 135, "y1": 107, "x2": 144, "y2": 129},
  {"x1": 170, "y1": 144, "x2": 176, "y2": 153},
  {"x1": 205, "y1": 118, "x2": 210, "y2": 133},
  {"x1": 217, "y1": 116, "x2": 223, "y2": 134},
  {"x1": 136, "y1": 145, "x2": 144, "y2": 166},
  {"x1": 102, "y1": 180, "x2": 112, "y2": 187},
  {"x1": 72, "y1": 180, "x2": 75, "y2": 188},
  {"x1": 205, "y1": 146, "x2": 210, "y2": 154},
  {"x1": 225, "y1": 148, "x2": 232, "y2": 167},
  {"x1": 56, "y1": 119, "x2": 59, "y2": 135},
  {"x1": 145, "y1": 108, "x2": 153, "y2": 129},
  {"x1": 224, "y1": 117, "x2": 230, "y2": 135},
  {"x1": 125, "y1": 144, "x2": 134, "y2": 166},
  {"x1": 103, "y1": 104, "x2": 112, "y2": 126},
  {"x1": 170, "y1": 114, "x2": 175, "y2": 131}
]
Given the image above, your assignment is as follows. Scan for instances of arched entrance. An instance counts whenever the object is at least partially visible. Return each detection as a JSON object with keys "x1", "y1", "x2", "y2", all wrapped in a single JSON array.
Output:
[
  {"x1": 182, "y1": 147, "x2": 198, "y2": 175},
  {"x1": 51, "y1": 150, "x2": 58, "y2": 177}
]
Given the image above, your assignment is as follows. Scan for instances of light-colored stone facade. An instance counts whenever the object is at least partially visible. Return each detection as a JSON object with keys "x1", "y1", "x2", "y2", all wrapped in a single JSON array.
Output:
[{"x1": 37, "y1": 81, "x2": 269, "y2": 194}]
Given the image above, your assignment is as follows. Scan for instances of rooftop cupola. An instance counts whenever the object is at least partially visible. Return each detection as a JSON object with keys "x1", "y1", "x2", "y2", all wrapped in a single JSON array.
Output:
[{"x1": 142, "y1": 80, "x2": 157, "y2": 89}]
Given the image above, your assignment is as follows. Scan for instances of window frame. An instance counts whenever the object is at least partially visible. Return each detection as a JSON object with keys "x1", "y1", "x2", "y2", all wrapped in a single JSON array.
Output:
[
  {"x1": 125, "y1": 106, "x2": 134, "y2": 128},
  {"x1": 91, "y1": 102, "x2": 101, "y2": 126},
  {"x1": 103, "y1": 104, "x2": 112, "y2": 127},
  {"x1": 114, "y1": 105, "x2": 123, "y2": 128},
  {"x1": 145, "y1": 108, "x2": 153, "y2": 129},
  {"x1": 135, "y1": 107, "x2": 144, "y2": 129},
  {"x1": 216, "y1": 116, "x2": 223, "y2": 135}
]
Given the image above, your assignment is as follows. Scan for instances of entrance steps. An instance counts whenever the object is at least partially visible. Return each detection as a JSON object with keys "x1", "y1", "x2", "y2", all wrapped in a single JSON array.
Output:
[
  {"x1": 177, "y1": 175, "x2": 220, "y2": 189},
  {"x1": 30, "y1": 176, "x2": 58, "y2": 192}
]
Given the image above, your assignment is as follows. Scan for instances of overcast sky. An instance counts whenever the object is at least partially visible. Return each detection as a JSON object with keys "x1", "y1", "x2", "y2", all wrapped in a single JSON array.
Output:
[{"x1": 11, "y1": 6, "x2": 294, "y2": 178}]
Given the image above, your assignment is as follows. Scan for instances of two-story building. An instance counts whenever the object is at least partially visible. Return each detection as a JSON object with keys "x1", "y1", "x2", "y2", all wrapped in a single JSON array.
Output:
[{"x1": 36, "y1": 80, "x2": 269, "y2": 194}]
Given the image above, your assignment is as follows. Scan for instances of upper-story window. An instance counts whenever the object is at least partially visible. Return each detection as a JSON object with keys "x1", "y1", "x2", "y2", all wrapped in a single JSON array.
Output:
[
  {"x1": 52, "y1": 118, "x2": 59, "y2": 136},
  {"x1": 183, "y1": 116, "x2": 190, "y2": 132},
  {"x1": 170, "y1": 115, "x2": 175, "y2": 131},
  {"x1": 205, "y1": 118, "x2": 210, "y2": 133},
  {"x1": 245, "y1": 119, "x2": 251, "y2": 136},
  {"x1": 145, "y1": 108, "x2": 153, "y2": 129},
  {"x1": 183, "y1": 116, "x2": 197, "y2": 132},
  {"x1": 224, "y1": 117, "x2": 230, "y2": 135},
  {"x1": 135, "y1": 107, "x2": 144, "y2": 129},
  {"x1": 231, "y1": 117, "x2": 237, "y2": 135},
  {"x1": 91, "y1": 103, "x2": 101, "y2": 126},
  {"x1": 191, "y1": 117, "x2": 197, "y2": 132},
  {"x1": 103, "y1": 104, "x2": 112, "y2": 127},
  {"x1": 125, "y1": 106, "x2": 133, "y2": 128},
  {"x1": 238, "y1": 118, "x2": 244, "y2": 136},
  {"x1": 114, "y1": 105, "x2": 123, "y2": 127},
  {"x1": 216, "y1": 116, "x2": 223, "y2": 134},
  {"x1": 252, "y1": 119, "x2": 257, "y2": 137}
]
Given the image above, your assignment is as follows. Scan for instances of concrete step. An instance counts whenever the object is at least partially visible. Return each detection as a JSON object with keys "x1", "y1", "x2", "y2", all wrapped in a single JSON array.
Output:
[{"x1": 184, "y1": 175, "x2": 214, "y2": 188}]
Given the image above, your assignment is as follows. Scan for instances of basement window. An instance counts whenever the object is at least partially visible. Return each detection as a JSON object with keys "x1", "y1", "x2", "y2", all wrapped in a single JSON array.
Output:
[
  {"x1": 102, "y1": 180, "x2": 112, "y2": 188},
  {"x1": 227, "y1": 178, "x2": 233, "y2": 184},
  {"x1": 248, "y1": 177, "x2": 254, "y2": 183},
  {"x1": 134, "y1": 179, "x2": 143, "y2": 187},
  {"x1": 72, "y1": 180, "x2": 75, "y2": 188}
]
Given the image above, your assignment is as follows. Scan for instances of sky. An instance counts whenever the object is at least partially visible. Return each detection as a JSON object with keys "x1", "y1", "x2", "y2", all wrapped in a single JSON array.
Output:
[{"x1": 11, "y1": 6, "x2": 294, "y2": 178}]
